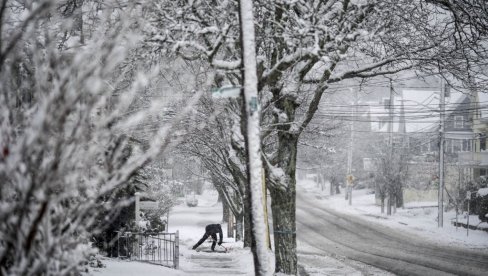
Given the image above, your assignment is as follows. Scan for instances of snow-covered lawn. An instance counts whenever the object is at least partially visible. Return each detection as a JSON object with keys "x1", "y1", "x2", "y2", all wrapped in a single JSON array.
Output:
[{"x1": 298, "y1": 179, "x2": 488, "y2": 250}]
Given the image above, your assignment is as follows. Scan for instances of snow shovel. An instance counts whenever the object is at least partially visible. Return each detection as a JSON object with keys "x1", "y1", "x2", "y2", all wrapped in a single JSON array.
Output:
[
  {"x1": 211, "y1": 237, "x2": 229, "y2": 253},
  {"x1": 217, "y1": 243, "x2": 229, "y2": 253}
]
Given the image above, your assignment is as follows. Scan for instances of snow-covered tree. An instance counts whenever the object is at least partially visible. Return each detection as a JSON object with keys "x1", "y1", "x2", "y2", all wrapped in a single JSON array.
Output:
[
  {"x1": 372, "y1": 137, "x2": 410, "y2": 215},
  {"x1": 0, "y1": 1, "x2": 201, "y2": 274},
  {"x1": 144, "y1": 0, "x2": 488, "y2": 273},
  {"x1": 419, "y1": 0, "x2": 488, "y2": 91},
  {"x1": 180, "y1": 92, "x2": 252, "y2": 244}
]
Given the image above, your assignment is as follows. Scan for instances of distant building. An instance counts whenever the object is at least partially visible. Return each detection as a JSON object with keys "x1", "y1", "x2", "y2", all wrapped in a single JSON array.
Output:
[
  {"x1": 365, "y1": 87, "x2": 475, "y2": 203},
  {"x1": 368, "y1": 88, "x2": 474, "y2": 162},
  {"x1": 458, "y1": 91, "x2": 488, "y2": 179}
]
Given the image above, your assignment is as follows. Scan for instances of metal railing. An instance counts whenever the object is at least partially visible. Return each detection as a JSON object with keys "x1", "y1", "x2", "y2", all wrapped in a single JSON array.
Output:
[{"x1": 115, "y1": 231, "x2": 179, "y2": 269}]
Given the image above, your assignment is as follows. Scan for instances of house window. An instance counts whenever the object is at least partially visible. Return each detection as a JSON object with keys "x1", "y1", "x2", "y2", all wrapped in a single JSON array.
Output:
[
  {"x1": 480, "y1": 169, "x2": 487, "y2": 177},
  {"x1": 431, "y1": 140, "x2": 438, "y2": 151},
  {"x1": 421, "y1": 140, "x2": 430, "y2": 153},
  {"x1": 462, "y1": 139, "x2": 472, "y2": 152},
  {"x1": 452, "y1": 140, "x2": 462, "y2": 152},
  {"x1": 379, "y1": 117, "x2": 387, "y2": 130},
  {"x1": 454, "y1": 116, "x2": 464, "y2": 128}
]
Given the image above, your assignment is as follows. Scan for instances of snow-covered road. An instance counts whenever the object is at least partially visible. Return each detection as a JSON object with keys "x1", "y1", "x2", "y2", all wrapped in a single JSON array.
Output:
[{"x1": 296, "y1": 191, "x2": 488, "y2": 276}]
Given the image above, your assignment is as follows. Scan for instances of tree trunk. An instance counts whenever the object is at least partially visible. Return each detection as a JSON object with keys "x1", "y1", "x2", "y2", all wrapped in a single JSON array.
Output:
[
  {"x1": 265, "y1": 92, "x2": 301, "y2": 274},
  {"x1": 381, "y1": 197, "x2": 385, "y2": 214},
  {"x1": 329, "y1": 178, "x2": 334, "y2": 195},
  {"x1": 243, "y1": 207, "x2": 252, "y2": 247},
  {"x1": 228, "y1": 213, "x2": 235, "y2": 238},
  {"x1": 387, "y1": 193, "x2": 392, "y2": 215},
  {"x1": 235, "y1": 214, "x2": 244, "y2": 241},
  {"x1": 396, "y1": 186, "x2": 404, "y2": 208},
  {"x1": 222, "y1": 196, "x2": 229, "y2": 222},
  {"x1": 393, "y1": 194, "x2": 397, "y2": 214},
  {"x1": 270, "y1": 187, "x2": 296, "y2": 275}
]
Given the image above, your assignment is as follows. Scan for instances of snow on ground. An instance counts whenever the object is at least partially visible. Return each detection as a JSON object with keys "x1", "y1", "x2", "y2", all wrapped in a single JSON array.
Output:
[
  {"x1": 91, "y1": 258, "x2": 184, "y2": 276},
  {"x1": 93, "y1": 188, "x2": 254, "y2": 276},
  {"x1": 93, "y1": 180, "x2": 487, "y2": 276},
  {"x1": 167, "y1": 188, "x2": 254, "y2": 275},
  {"x1": 298, "y1": 179, "x2": 488, "y2": 250},
  {"x1": 297, "y1": 241, "x2": 394, "y2": 276}
]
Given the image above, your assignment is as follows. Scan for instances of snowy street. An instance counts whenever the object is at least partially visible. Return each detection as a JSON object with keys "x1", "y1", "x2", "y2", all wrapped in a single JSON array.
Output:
[{"x1": 297, "y1": 188, "x2": 488, "y2": 276}]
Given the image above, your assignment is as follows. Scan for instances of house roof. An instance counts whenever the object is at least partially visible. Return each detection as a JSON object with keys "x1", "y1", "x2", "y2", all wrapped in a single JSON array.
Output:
[{"x1": 476, "y1": 91, "x2": 488, "y2": 119}]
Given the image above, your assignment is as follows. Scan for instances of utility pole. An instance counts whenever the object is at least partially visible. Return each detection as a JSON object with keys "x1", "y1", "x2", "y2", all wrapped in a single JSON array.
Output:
[
  {"x1": 238, "y1": 0, "x2": 270, "y2": 274},
  {"x1": 346, "y1": 88, "x2": 357, "y2": 205},
  {"x1": 438, "y1": 78, "x2": 445, "y2": 227},
  {"x1": 387, "y1": 82, "x2": 394, "y2": 216}
]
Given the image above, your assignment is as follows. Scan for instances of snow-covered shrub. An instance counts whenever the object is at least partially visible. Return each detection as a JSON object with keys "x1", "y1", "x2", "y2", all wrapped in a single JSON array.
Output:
[
  {"x1": 476, "y1": 188, "x2": 488, "y2": 222},
  {"x1": 462, "y1": 178, "x2": 488, "y2": 215}
]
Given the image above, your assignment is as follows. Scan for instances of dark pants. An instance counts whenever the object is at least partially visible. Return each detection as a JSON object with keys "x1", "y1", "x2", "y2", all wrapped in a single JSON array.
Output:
[{"x1": 193, "y1": 232, "x2": 218, "y2": 250}]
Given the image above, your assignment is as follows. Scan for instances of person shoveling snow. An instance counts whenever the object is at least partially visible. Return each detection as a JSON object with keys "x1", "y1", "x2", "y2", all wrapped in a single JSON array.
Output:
[{"x1": 192, "y1": 223, "x2": 223, "y2": 252}]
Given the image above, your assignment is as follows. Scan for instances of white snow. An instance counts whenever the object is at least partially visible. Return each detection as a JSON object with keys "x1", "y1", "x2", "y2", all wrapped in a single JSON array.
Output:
[
  {"x1": 93, "y1": 189, "x2": 255, "y2": 276},
  {"x1": 93, "y1": 180, "x2": 488, "y2": 276},
  {"x1": 298, "y1": 179, "x2": 488, "y2": 249},
  {"x1": 91, "y1": 259, "x2": 183, "y2": 276},
  {"x1": 478, "y1": 188, "x2": 488, "y2": 197}
]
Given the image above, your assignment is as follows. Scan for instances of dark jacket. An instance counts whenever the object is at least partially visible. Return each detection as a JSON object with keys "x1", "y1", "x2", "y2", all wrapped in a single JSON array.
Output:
[{"x1": 205, "y1": 224, "x2": 223, "y2": 244}]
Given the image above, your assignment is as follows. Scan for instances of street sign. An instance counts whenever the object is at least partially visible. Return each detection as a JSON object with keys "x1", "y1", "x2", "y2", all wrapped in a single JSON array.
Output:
[
  {"x1": 250, "y1": 96, "x2": 258, "y2": 112},
  {"x1": 211, "y1": 85, "x2": 241, "y2": 98},
  {"x1": 346, "y1": 174, "x2": 354, "y2": 186},
  {"x1": 140, "y1": 201, "x2": 158, "y2": 210}
]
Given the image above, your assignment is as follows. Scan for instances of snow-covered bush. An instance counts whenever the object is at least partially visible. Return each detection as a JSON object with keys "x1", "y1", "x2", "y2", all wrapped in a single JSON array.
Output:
[{"x1": 476, "y1": 188, "x2": 488, "y2": 222}]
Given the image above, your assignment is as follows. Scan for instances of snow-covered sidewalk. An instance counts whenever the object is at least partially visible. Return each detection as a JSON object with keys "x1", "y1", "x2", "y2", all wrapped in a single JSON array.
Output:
[{"x1": 93, "y1": 189, "x2": 254, "y2": 276}]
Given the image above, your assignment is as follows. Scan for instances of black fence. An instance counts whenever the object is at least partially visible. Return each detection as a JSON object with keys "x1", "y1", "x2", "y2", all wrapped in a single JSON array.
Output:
[{"x1": 115, "y1": 231, "x2": 179, "y2": 269}]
